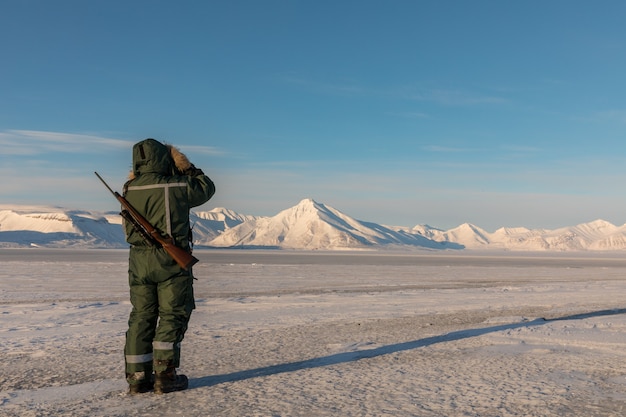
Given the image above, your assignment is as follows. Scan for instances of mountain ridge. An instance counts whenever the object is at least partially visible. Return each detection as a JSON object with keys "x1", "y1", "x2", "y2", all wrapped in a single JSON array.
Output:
[{"x1": 1, "y1": 200, "x2": 626, "y2": 251}]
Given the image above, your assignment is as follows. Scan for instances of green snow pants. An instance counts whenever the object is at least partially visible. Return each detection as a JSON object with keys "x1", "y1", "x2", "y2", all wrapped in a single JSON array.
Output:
[{"x1": 124, "y1": 246, "x2": 196, "y2": 377}]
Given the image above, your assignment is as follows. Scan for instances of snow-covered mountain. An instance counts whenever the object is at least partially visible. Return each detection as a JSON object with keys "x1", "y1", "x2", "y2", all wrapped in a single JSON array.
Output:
[
  {"x1": 0, "y1": 206, "x2": 125, "y2": 248},
  {"x1": 207, "y1": 198, "x2": 457, "y2": 250},
  {"x1": 0, "y1": 205, "x2": 254, "y2": 249},
  {"x1": 191, "y1": 208, "x2": 259, "y2": 243},
  {"x1": 412, "y1": 219, "x2": 626, "y2": 251},
  {"x1": 2, "y1": 200, "x2": 626, "y2": 251}
]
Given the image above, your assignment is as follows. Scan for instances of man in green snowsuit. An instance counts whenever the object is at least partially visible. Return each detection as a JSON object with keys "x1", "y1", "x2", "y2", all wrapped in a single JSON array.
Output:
[{"x1": 123, "y1": 138, "x2": 215, "y2": 395}]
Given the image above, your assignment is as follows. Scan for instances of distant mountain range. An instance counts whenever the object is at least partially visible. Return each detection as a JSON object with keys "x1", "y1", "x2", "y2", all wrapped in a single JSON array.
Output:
[{"x1": 1, "y1": 199, "x2": 626, "y2": 251}]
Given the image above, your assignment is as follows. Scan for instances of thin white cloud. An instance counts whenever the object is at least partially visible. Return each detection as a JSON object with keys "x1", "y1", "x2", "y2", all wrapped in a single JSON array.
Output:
[
  {"x1": 0, "y1": 130, "x2": 133, "y2": 155},
  {"x1": 393, "y1": 111, "x2": 430, "y2": 119},
  {"x1": 408, "y1": 88, "x2": 508, "y2": 106},
  {"x1": 175, "y1": 144, "x2": 225, "y2": 157},
  {"x1": 500, "y1": 145, "x2": 541, "y2": 153},
  {"x1": 282, "y1": 74, "x2": 365, "y2": 96},
  {"x1": 0, "y1": 130, "x2": 225, "y2": 157},
  {"x1": 593, "y1": 109, "x2": 626, "y2": 124},
  {"x1": 423, "y1": 145, "x2": 472, "y2": 153},
  {"x1": 282, "y1": 74, "x2": 508, "y2": 108}
]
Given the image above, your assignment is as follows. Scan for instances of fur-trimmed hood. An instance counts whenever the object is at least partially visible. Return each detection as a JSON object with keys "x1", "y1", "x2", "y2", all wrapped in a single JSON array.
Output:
[
  {"x1": 168, "y1": 144, "x2": 192, "y2": 173},
  {"x1": 129, "y1": 138, "x2": 192, "y2": 179}
]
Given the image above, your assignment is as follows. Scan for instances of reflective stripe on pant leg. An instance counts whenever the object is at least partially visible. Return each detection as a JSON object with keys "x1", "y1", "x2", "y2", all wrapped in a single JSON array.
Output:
[
  {"x1": 153, "y1": 341, "x2": 182, "y2": 370},
  {"x1": 125, "y1": 353, "x2": 154, "y2": 384},
  {"x1": 153, "y1": 341, "x2": 181, "y2": 351},
  {"x1": 125, "y1": 252, "x2": 159, "y2": 374},
  {"x1": 126, "y1": 352, "x2": 154, "y2": 364},
  {"x1": 154, "y1": 273, "x2": 194, "y2": 368}
]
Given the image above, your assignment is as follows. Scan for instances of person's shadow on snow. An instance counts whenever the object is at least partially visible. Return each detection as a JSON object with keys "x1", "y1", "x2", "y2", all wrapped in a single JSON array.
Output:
[{"x1": 190, "y1": 308, "x2": 626, "y2": 389}]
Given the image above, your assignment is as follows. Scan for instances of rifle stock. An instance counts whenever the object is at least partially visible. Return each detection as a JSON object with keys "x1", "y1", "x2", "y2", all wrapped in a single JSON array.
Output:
[{"x1": 95, "y1": 172, "x2": 199, "y2": 270}]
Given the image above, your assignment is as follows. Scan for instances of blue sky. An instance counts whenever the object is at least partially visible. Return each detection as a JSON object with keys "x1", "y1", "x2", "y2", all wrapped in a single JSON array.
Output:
[{"x1": 2, "y1": 1, "x2": 626, "y2": 230}]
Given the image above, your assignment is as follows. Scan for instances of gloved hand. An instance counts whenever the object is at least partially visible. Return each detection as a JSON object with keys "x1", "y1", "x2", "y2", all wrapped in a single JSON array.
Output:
[{"x1": 183, "y1": 164, "x2": 204, "y2": 177}]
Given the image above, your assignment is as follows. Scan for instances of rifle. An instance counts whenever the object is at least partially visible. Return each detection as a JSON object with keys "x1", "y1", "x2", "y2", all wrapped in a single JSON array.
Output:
[{"x1": 95, "y1": 172, "x2": 199, "y2": 270}]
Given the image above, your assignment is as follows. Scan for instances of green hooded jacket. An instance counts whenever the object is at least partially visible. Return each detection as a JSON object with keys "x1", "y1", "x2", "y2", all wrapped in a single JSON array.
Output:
[{"x1": 122, "y1": 138, "x2": 215, "y2": 251}]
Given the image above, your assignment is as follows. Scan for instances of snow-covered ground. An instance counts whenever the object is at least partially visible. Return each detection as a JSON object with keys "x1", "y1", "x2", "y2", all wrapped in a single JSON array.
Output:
[{"x1": 2, "y1": 249, "x2": 626, "y2": 416}]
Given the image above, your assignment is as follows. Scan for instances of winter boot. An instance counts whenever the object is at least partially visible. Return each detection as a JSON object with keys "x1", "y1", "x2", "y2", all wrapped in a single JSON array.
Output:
[
  {"x1": 154, "y1": 360, "x2": 188, "y2": 394},
  {"x1": 127, "y1": 371, "x2": 154, "y2": 395}
]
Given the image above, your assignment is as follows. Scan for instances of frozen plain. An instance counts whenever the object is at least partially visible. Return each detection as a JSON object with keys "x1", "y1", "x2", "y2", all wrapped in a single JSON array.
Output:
[{"x1": 2, "y1": 249, "x2": 626, "y2": 416}]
